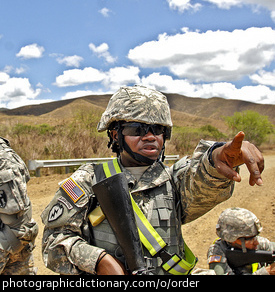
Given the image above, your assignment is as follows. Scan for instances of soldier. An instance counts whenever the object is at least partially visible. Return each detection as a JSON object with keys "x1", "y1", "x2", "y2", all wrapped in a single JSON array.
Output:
[
  {"x1": 0, "y1": 137, "x2": 38, "y2": 274},
  {"x1": 41, "y1": 85, "x2": 264, "y2": 275},
  {"x1": 207, "y1": 207, "x2": 275, "y2": 275}
]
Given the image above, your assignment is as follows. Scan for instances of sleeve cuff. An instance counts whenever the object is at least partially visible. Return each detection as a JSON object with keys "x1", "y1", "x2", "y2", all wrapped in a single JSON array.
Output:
[{"x1": 207, "y1": 142, "x2": 226, "y2": 167}]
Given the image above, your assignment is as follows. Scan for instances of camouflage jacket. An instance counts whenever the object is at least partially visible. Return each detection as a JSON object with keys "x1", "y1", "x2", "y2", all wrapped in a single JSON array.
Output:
[
  {"x1": 41, "y1": 139, "x2": 235, "y2": 275},
  {"x1": 207, "y1": 237, "x2": 275, "y2": 275},
  {"x1": 0, "y1": 137, "x2": 38, "y2": 258}
]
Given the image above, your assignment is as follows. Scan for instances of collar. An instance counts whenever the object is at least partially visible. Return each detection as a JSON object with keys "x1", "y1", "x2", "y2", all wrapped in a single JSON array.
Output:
[{"x1": 118, "y1": 158, "x2": 171, "y2": 193}]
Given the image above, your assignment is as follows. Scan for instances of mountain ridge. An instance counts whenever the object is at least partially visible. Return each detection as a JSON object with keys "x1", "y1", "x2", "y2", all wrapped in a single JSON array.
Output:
[{"x1": 2, "y1": 93, "x2": 275, "y2": 124}]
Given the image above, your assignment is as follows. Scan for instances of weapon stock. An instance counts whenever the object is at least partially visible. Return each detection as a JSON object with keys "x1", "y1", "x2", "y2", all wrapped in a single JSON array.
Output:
[
  {"x1": 226, "y1": 248, "x2": 275, "y2": 268},
  {"x1": 92, "y1": 172, "x2": 147, "y2": 275}
]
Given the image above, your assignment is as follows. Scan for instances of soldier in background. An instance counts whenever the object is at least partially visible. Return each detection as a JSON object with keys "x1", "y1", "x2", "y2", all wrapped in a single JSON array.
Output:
[
  {"x1": 41, "y1": 85, "x2": 264, "y2": 275},
  {"x1": 0, "y1": 137, "x2": 38, "y2": 274},
  {"x1": 207, "y1": 207, "x2": 275, "y2": 275}
]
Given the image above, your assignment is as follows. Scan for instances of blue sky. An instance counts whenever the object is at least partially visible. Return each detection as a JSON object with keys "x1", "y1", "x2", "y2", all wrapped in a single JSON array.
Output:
[{"x1": 0, "y1": 0, "x2": 275, "y2": 109}]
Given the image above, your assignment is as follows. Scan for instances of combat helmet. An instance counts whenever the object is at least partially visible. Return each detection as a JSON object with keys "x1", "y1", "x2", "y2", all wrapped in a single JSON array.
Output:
[
  {"x1": 97, "y1": 85, "x2": 173, "y2": 136},
  {"x1": 216, "y1": 207, "x2": 262, "y2": 243},
  {"x1": 97, "y1": 85, "x2": 173, "y2": 165}
]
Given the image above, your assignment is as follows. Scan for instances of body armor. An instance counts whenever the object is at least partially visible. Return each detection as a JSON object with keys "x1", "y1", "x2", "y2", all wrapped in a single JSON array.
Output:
[{"x1": 90, "y1": 160, "x2": 184, "y2": 274}]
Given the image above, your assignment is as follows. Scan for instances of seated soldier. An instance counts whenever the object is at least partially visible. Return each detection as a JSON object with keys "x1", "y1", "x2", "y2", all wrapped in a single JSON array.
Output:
[{"x1": 207, "y1": 207, "x2": 275, "y2": 275}]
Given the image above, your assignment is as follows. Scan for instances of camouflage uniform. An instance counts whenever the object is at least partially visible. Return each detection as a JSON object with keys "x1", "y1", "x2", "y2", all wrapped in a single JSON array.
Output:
[
  {"x1": 41, "y1": 86, "x2": 235, "y2": 275},
  {"x1": 207, "y1": 207, "x2": 275, "y2": 275},
  {"x1": 0, "y1": 137, "x2": 38, "y2": 274}
]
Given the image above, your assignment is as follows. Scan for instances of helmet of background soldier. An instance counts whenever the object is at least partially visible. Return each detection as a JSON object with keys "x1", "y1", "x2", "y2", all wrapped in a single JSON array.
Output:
[
  {"x1": 97, "y1": 85, "x2": 173, "y2": 139},
  {"x1": 216, "y1": 207, "x2": 263, "y2": 242}
]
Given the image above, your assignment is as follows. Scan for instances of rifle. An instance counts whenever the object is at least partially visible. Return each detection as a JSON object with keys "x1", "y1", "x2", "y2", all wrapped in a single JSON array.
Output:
[
  {"x1": 225, "y1": 247, "x2": 275, "y2": 268},
  {"x1": 92, "y1": 172, "x2": 148, "y2": 275}
]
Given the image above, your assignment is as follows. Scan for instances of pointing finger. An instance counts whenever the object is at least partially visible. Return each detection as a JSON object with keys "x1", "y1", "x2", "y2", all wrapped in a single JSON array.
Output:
[{"x1": 229, "y1": 131, "x2": 245, "y2": 151}]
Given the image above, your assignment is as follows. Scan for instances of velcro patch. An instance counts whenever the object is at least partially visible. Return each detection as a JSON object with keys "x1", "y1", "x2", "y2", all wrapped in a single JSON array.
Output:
[
  {"x1": 58, "y1": 196, "x2": 73, "y2": 210},
  {"x1": 208, "y1": 255, "x2": 222, "y2": 264},
  {"x1": 61, "y1": 178, "x2": 85, "y2": 203},
  {"x1": 48, "y1": 203, "x2": 64, "y2": 222}
]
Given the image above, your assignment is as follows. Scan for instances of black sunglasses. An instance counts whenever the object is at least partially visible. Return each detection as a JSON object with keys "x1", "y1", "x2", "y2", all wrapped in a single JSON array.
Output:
[{"x1": 121, "y1": 122, "x2": 165, "y2": 137}]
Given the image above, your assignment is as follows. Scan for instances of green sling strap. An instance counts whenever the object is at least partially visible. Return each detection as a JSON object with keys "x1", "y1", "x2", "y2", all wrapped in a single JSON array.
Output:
[{"x1": 102, "y1": 158, "x2": 197, "y2": 275}]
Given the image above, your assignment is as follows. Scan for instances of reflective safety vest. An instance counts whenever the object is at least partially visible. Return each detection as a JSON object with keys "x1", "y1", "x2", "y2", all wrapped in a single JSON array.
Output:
[{"x1": 102, "y1": 158, "x2": 197, "y2": 275}]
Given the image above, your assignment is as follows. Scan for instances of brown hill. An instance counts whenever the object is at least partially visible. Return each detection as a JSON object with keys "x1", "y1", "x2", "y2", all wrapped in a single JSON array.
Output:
[
  {"x1": 39, "y1": 98, "x2": 104, "y2": 120},
  {"x1": 165, "y1": 94, "x2": 275, "y2": 124},
  {"x1": 2, "y1": 93, "x2": 275, "y2": 124}
]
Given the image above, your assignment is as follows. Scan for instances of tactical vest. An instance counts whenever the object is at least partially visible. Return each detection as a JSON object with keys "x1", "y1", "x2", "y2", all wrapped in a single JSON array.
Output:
[{"x1": 89, "y1": 158, "x2": 196, "y2": 275}]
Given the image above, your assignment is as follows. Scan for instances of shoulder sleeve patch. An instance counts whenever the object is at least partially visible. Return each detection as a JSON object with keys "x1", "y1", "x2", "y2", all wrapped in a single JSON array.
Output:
[
  {"x1": 61, "y1": 178, "x2": 85, "y2": 203},
  {"x1": 48, "y1": 203, "x2": 64, "y2": 222},
  {"x1": 208, "y1": 255, "x2": 222, "y2": 264}
]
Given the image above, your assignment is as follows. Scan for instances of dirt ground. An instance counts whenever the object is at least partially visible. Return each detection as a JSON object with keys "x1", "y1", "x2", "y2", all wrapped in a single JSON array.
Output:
[{"x1": 28, "y1": 155, "x2": 275, "y2": 275}]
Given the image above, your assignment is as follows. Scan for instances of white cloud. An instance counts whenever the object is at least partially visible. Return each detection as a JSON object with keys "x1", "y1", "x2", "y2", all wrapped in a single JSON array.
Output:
[
  {"x1": 250, "y1": 70, "x2": 275, "y2": 87},
  {"x1": 202, "y1": 0, "x2": 242, "y2": 9},
  {"x1": 141, "y1": 72, "x2": 275, "y2": 104},
  {"x1": 0, "y1": 72, "x2": 10, "y2": 84},
  {"x1": 2, "y1": 65, "x2": 28, "y2": 75},
  {"x1": 15, "y1": 66, "x2": 27, "y2": 74},
  {"x1": 61, "y1": 90, "x2": 98, "y2": 100},
  {"x1": 203, "y1": 0, "x2": 275, "y2": 10},
  {"x1": 54, "y1": 65, "x2": 140, "y2": 91},
  {"x1": 104, "y1": 66, "x2": 141, "y2": 90},
  {"x1": 54, "y1": 67, "x2": 106, "y2": 87},
  {"x1": 16, "y1": 43, "x2": 45, "y2": 59},
  {"x1": 61, "y1": 89, "x2": 112, "y2": 100},
  {"x1": 89, "y1": 42, "x2": 117, "y2": 64},
  {"x1": 128, "y1": 27, "x2": 275, "y2": 82},
  {"x1": 99, "y1": 7, "x2": 112, "y2": 17},
  {"x1": 167, "y1": 0, "x2": 202, "y2": 12},
  {"x1": 56, "y1": 55, "x2": 83, "y2": 67},
  {"x1": 141, "y1": 72, "x2": 195, "y2": 95},
  {"x1": 0, "y1": 75, "x2": 45, "y2": 108},
  {"x1": 202, "y1": 0, "x2": 275, "y2": 21},
  {"x1": 167, "y1": 1, "x2": 275, "y2": 21}
]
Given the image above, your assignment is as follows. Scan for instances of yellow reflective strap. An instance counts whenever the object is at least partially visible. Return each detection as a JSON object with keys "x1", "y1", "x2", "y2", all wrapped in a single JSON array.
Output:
[
  {"x1": 102, "y1": 158, "x2": 197, "y2": 275},
  {"x1": 103, "y1": 161, "x2": 112, "y2": 178},
  {"x1": 130, "y1": 195, "x2": 166, "y2": 256},
  {"x1": 112, "y1": 158, "x2": 121, "y2": 174},
  {"x1": 252, "y1": 262, "x2": 259, "y2": 273},
  {"x1": 184, "y1": 241, "x2": 197, "y2": 267},
  {"x1": 162, "y1": 250, "x2": 196, "y2": 275},
  {"x1": 103, "y1": 159, "x2": 166, "y2": 256}
]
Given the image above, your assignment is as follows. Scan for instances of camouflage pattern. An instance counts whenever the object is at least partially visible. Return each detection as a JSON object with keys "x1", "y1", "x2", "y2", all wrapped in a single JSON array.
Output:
[
  {"x1": 97, "y1": 85, "x2": 173, "y2": 135},
  {"x1": 0, "y1": 245, "x2": 37, "y2": 275},
  {"x1": 0, "y1": 137, "x2": 38, "y2": 275},
  {"x1": 216, "y1": 207, "x2": 262, "y2": 242},
  {"x1": 41, "y1": 139, "x2": 235, "y2": 275},
  {"x1": 207, "y1": 236, "x2": 275, "y2": 275}
]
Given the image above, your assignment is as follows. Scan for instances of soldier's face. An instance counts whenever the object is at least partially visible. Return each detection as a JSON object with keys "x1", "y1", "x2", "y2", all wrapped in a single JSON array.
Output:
[
  {"x1": 232, "y1": 237, "x2": 259, "y2": 250},
  {"x1": 111, "y1": 129, "x2": 164, "y2": 167}
]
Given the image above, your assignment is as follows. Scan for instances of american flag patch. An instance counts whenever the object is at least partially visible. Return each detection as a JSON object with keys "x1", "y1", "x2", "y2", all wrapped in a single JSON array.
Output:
[
  {"x1": 208, "y1": 255, "x2": 222, "y2": 264},
  {"x1": 61, "y1": 178, "x2": 85, "y2": 203}
]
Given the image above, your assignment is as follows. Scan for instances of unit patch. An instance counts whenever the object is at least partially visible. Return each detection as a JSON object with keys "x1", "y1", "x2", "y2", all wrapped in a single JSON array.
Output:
[
  {"x1": 61, "y1": 178, "x2": 85, "y2": 203},
  {"x1": 58, "y1": 196, "x2": 73, "y2": 210},
  {"x1": 48, "y1": 203, "x2": 64, "y2": 222}
]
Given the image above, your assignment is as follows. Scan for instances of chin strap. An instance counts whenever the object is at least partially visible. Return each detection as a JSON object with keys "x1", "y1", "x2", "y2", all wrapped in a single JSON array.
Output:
[
  {"x1": 240, "y1": 238, "x2": 247, "y2": 253},
  {"x1": 122, "y1": 140, "x2": 156, "y2": 165}
]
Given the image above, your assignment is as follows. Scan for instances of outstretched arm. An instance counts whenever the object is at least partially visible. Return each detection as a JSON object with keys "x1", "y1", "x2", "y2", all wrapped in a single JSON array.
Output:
[{"x1": 211, "y1": 131, "x2": 264, "y2": 186}]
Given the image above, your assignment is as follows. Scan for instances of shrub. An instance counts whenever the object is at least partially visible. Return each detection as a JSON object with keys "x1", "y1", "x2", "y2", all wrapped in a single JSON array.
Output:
[{"x1": 225, "y1": 110, "x2": 274, "y2": 146}]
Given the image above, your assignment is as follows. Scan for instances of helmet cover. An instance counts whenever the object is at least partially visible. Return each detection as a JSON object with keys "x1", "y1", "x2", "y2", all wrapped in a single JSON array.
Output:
[
  {"x1": 97, "y1": 85, "x2": 173, "y2": 138},
  {"x1": 216, "y1": 207, "x2": 262, "y2": 242}
]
